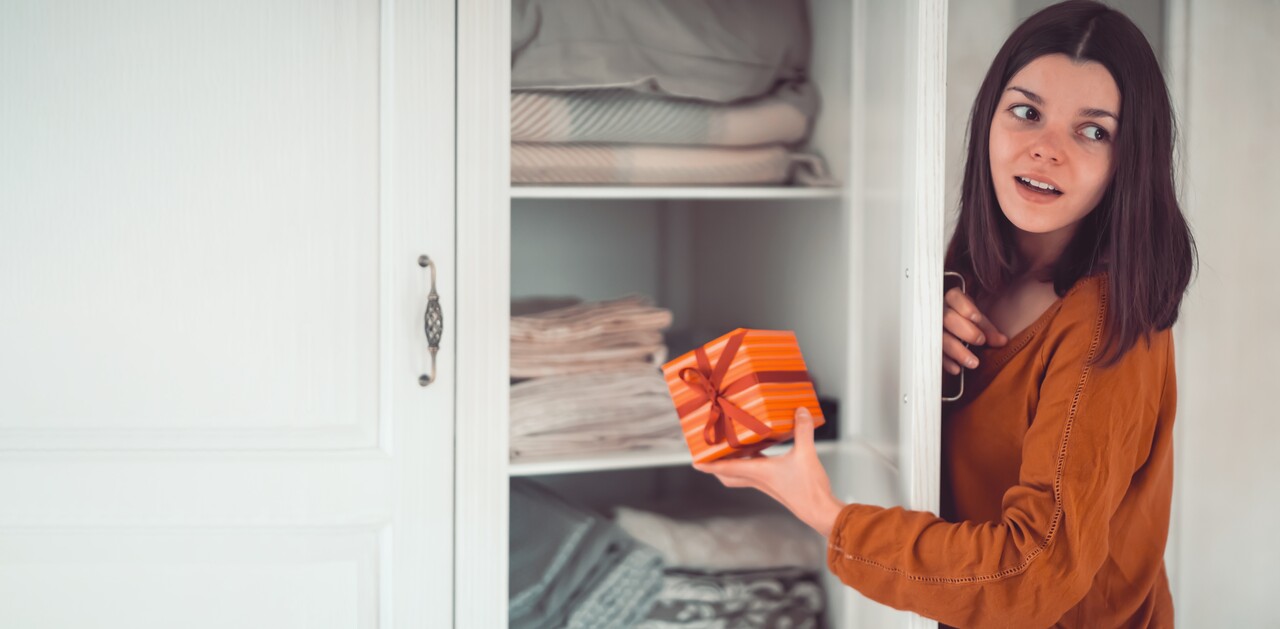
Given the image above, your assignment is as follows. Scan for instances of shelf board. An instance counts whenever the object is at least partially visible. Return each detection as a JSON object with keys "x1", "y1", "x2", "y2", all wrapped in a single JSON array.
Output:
[
  {"x1": 511, "y1": 185, "x2": 843, "y2": 200},
  {"x1": 509, "y1": 441, "x2": 846, "y2": 477}
]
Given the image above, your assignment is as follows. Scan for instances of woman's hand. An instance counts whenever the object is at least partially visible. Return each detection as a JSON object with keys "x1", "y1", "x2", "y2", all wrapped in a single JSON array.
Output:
[
  {"x1": 943, "y1": 287, "x2": 1008, "y2": 375},
  {"x1": 692, "y1": 407, "x2": 845, "y2": 537}
]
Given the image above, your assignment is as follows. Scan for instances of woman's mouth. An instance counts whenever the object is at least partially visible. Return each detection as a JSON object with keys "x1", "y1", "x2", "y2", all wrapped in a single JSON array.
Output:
[{"x1": 1013, "y1": 176, "x2": 1064, "y2": 203}]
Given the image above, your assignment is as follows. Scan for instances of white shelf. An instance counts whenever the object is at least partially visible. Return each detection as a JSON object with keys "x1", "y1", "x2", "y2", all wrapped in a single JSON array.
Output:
[
  {"x1": 511, "y1": 185, "x2": 843, "y2": 200},
  {"x1": 509, "y1": 441, "x2": 869, "y2": 477}
]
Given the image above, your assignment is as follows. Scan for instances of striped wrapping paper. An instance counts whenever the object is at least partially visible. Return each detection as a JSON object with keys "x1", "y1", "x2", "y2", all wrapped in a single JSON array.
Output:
[{"x1": 661, "y1": 328, "x2": 825, "y2": 464}]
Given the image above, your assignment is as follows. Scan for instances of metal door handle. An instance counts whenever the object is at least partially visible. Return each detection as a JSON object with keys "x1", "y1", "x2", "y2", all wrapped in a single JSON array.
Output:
[
  {"x1": 942, "y1": 270, "x2": 965, "y2": 402},
  {"x1": 419, "y1": 255, "x2": 443, "y2": 386}
]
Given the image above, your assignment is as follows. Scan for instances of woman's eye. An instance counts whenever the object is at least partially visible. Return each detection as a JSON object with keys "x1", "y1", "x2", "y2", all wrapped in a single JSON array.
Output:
[
  {"x1": 1010, "y1": 104, "x2": 1038, "y2": 121},
  {"x1": 1082, "y1": 124, "x2": 1109, "y2": 142}
]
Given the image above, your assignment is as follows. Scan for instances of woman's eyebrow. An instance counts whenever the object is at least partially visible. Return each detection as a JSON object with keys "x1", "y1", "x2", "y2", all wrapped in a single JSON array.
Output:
[{"x1": 1006, "y1": 86, "x2": 1118, "y2": 121}]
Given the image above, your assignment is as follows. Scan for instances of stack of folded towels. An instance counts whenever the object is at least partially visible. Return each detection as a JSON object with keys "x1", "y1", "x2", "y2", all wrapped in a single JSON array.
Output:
[
  {"x1": 510, "y1": 0, "x2": 834, "y2": 186},
  {"x1": 510, "y1": 479, "x2": 665, "y2": 629},
  {"x1": 616, "y1": 506, "x2": 828, "y2": 628},
  {"x1": 510, "y1": 294, "x2": 686, "y2": 460}
]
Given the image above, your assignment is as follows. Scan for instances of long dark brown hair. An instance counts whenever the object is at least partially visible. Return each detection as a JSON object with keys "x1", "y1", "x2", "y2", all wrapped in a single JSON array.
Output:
[{"x1": 945, "y1": 0, "x2": 1196, "y2": 366}]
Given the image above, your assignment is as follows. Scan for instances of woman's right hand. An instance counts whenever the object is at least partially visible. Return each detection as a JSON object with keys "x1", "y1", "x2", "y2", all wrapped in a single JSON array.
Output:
[{"x1": 943, "y1": 287, "x2": 1008, "y2": 375}]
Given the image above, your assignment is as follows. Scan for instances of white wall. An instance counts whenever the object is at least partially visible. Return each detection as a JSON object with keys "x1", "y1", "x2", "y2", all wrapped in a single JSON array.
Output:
[{"x1": 1169, "y1": 0, "x2": 1280, "y2": 625}]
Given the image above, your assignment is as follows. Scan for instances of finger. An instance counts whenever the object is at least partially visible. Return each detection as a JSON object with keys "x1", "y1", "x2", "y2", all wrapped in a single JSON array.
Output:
[
  {"x1": 793, "y1": 406, "x2": 815, "y2": 453},
  {"x1": 946, "y1": 289, "x2": 1008, "y2": 346},
  {"x1": 694, "y1": 458, "x2": 764, "y2": 483},
  {"x1": 943, "y1": 356, "x2": 962, "y2": 376},
  {"x1": 943, "y1": 333, "x2": 980, "y2": 369},
  {"x1": 971, "y1": 312, "x2": 1008, "y2": 347},
  {"x1": 944, "y1": 287, "x2": 981, "y2": 320},
  {"x1": 943, "y1": 309, "x2": 986, "y2": 345}
]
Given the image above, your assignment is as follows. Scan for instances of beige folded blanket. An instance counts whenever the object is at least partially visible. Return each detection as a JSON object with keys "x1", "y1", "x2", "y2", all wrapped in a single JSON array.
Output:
[
  {"x1": 511, "y1": 295, "x2": 673, "y2": 343},
  {"x1": 512, "y1": 82, "x2": 818, "y2": 147},
  {"x1": 511, "y1": 143, "x2": 834, "y2": 186}
]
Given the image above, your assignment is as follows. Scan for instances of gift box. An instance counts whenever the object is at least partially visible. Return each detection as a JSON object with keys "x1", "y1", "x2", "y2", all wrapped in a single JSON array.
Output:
[{"x1": 661, "y1": 328, "x2": 825, "y2": 464}]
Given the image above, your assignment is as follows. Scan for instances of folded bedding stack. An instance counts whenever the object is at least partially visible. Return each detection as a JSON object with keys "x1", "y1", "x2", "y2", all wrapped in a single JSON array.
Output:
[
  {"x1": 510, "y1": 294, "x2": 686, "y2": 460},
  {"x1": 510, "y1": 0, "x2": 834, "y2": 186},
  {"x1": 511, "y1": 479, "x2": 665, "y2": 629},
  {"x1": 616, "y1": 506, "x2": 828, "y2": 628}
]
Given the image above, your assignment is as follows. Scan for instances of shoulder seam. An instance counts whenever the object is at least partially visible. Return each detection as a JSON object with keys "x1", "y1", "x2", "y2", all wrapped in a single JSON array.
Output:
[{"x1": 834, "y1": 279, "x2": 1107, "y2": 584}]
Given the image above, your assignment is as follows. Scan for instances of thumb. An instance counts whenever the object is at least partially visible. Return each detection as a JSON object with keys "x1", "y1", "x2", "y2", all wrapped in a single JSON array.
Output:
[{"x1": 793, "y1": 406, "x2": 815, "y2": 453}]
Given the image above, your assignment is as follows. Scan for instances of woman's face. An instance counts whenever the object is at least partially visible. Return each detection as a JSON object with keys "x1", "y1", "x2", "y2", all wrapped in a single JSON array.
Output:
[{"x1": 989, "y1": 53, "x2": 1120, "y2": 238}]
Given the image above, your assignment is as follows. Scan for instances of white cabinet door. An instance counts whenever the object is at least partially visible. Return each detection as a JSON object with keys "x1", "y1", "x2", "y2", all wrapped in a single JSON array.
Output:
[{"x1": 0, "y1": 1, "x2": 455, "y2": 627}]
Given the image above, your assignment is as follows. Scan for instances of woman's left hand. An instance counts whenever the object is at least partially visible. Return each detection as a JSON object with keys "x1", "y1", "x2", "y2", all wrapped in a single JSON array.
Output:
[{"x1": 693, "y1": 406, "x2": 846, "y2": 537}]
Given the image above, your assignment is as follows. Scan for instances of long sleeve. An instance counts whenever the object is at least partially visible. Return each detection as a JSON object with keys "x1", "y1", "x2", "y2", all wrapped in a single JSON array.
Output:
[{"x1": 826, "y1": 292, "x2": 1173, "y2": 628}]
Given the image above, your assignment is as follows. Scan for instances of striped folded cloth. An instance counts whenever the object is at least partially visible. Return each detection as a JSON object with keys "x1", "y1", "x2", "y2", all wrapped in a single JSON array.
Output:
[
  {"x1": 511, "y1": 295, "x2": 673, "y2": 344},
  {"x1": 511, "y1": 143, "x2": 834, "y2": 186},
  {"x1": 512, "y1": 81, "x2": 819, "y2": 147},
  {"x1": 636, "y1": 567, "x2": 825, "y2": 628},
  {"x1": 510, "y1": 479, "x2": 665, "y2": 629},
  {"x1": 510, "y1": 366, "x2": 684, "y2": 459},
  {"x1": 511, "y1": 294, "x2": 674, "y2": 378}
]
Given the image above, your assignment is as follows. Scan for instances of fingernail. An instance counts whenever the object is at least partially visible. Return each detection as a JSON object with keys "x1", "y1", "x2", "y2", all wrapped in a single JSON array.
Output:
[
  {"x1": 970, "y1": 313, "x2": 981, "y2": 323},
  {"x1": 967, "y1": 357, "x2": 978, "y2": 368},
  {"x1": 976, "y1": 334, "x2": 986, "y2": 345},
  {"x1": 797, "y1": 406, "x2": 811, "y2": 418}
]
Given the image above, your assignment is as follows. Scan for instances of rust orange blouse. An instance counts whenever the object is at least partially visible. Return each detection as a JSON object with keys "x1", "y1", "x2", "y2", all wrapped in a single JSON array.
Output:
[{"x1": 826, "y1": 273, "x2": 1176, "y2": 628}]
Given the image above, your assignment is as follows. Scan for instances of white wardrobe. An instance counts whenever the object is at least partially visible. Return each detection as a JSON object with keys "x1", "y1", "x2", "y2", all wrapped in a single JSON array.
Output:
[
  {"x1": 0, "y1": 0, "x2": 948, "y2": 627},
  {"x1": 458, "y1": 1, "x2": 948, "y2": 628}
]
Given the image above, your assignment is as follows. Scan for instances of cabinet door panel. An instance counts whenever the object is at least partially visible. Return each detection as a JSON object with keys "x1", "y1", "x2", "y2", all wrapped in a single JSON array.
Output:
[{"x1": 0, "y1": 0, "x2": 455, "y2": 626}]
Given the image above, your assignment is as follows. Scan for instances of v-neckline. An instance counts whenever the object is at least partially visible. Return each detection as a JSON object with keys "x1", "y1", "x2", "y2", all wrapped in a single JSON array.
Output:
[{"x1": 975, "y1": 273, "x2": 1105, "y2": 375}]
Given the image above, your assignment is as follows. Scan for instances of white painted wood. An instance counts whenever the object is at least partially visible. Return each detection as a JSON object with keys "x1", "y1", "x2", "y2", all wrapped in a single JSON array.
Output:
[
  {"x1": 511, "y1": 185, "x2": 843, "y2": 200},
  {"x1": 901, "y1": 4, "x2": 947, "y2": 629},
  {"x1": 509, "y1": 441, "x2": 868, "y2": 477},
  {"x1": 0, "y1": 527, "x2": 381, "y2": 629},
  {"x1": 0, "y1": 0, "x2": 455, "y2": 625},
  {"x1": 901, "y1": 0, "x2": 948, "y2": 539},
  {"x1": 454, "y1": 0, "x2": 510, "y2": 627}
]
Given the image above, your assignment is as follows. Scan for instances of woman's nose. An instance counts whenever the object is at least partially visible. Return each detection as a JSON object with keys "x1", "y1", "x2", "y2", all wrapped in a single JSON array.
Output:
[{"x1": 1030, "y1": 129, "x2": 1065, "y2": 163}]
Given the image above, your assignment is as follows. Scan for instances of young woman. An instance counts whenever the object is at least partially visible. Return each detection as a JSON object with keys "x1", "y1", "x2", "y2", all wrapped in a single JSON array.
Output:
[{"x1": 694, "y1": 1, "x2": 1195, "y2": 626}]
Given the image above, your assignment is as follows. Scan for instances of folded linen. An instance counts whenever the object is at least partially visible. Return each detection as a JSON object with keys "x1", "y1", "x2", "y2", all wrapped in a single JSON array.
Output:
[
  {"x1": 511, "y1": 143, "x2": 835, "y2": 186},
  {"x1": 636, "y1": 567, "x2": 825, "y2": 629},
  {"x1": 511, "y1": 295, "x2": 673, "y2": 344},
  {"x1": 512, "y1": 82, "x2": 819, "y2": 147},
  {"x1": 511, "y1": 0, "x2": 810, "y2": 103},
  {"x1": 511, "y1": 479, "x2": 665, "y2": 628},
  {"x1": 510, "y1": 367, "x2": 685, "y2": 459},
  {"x1": 511, "y1": 346, "x2": 669, "y2": 379},
  {"x1": 614, "y1": 506, "x2": 826, "y2": 571}
]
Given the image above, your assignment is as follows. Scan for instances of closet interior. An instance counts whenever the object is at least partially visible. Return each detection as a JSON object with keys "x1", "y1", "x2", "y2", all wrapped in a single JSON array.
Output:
[{"x1": 504, "y1": 1, "x2": 930, "y2": 627}]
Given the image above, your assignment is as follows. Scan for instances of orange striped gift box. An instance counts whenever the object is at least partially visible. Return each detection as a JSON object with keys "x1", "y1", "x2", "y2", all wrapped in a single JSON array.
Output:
[{"x1": 661, "y1": 328, "x2": 825, "y2": 464}]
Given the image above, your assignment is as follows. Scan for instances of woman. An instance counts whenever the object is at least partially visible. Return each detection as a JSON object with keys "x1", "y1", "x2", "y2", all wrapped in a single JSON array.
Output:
[{"x1": 694, "y1": 1, "x2": 1195, "y2": 627}]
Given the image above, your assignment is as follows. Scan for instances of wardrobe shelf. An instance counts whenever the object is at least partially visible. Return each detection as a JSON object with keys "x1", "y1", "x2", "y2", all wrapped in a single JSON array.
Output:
[
  {"x1": 509, "y1": 441, "x2": 867, "y2": 477},
  {"x1": 510, "y1": 185, "x2": 843, "y2": 201}
]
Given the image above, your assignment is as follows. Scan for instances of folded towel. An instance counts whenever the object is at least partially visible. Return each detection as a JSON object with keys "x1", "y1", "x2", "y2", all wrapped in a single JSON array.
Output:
[
  {"x1": 511, "y1": 143, "x2": 835, "y2": 187},
  {"x1": 512, "y1": 82, "x2": 819, "y2": 147},
  {"x1": 636, "y1": 567, "x2": 825, "y2": 629},
  {"x1": 511, "y1": 0, "x2": 810, "y2": 103},
  {"x1": 614, "y1": 506, "x2": 826, "y2": 571},
  {"x1": 511, "y1": 295, "x2": 672, "y2": 344},
  {"x1": 511, "y1": 479, "x2": 665, "y2": 628},
  {"x1": 510, "y1": 368, "x2": 685, "y2": 459},
  {"x1": 511, "y1": 346, "x2": 669, "y2": 379}
]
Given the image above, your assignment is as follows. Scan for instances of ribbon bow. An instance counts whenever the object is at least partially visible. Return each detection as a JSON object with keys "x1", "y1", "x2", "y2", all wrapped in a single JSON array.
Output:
[{"x1": 675, "y1": 331, "x2": 812, "y2": 452}]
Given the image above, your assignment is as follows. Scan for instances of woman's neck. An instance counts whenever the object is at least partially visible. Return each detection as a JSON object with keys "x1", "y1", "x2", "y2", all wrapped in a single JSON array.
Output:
[{"x1": 1014, "y1": 223, "x2": 1078, "y2": 281}]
